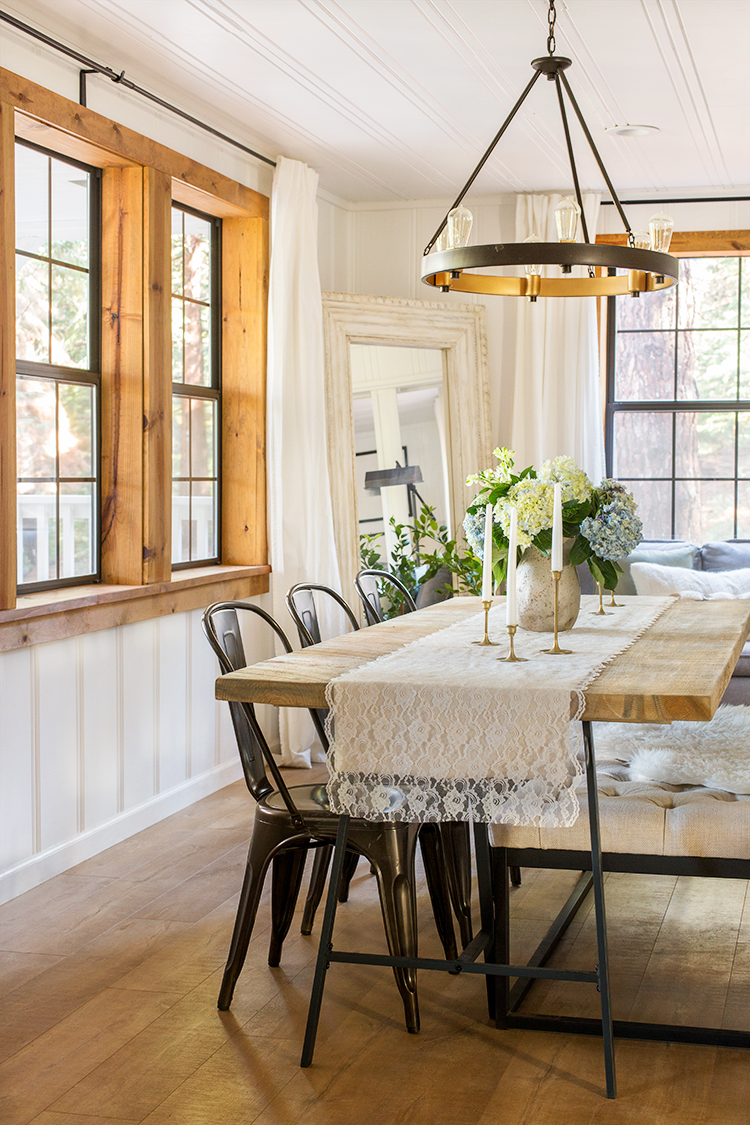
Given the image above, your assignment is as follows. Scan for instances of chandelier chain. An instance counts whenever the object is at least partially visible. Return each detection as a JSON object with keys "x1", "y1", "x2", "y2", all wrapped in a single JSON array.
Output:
[{"x1": 547, "y1": 0, "x2": 556, "y2": 55}]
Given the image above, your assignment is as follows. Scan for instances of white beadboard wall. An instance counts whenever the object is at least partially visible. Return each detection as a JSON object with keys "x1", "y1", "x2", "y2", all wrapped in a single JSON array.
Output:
[{"x1": 0, "y1": 603, "x2": 280, "y2": 904}]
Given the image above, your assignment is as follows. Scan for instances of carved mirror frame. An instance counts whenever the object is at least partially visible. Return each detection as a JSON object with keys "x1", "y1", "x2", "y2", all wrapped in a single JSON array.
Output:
[{"x1": 322, "y1": 292, "x2": 492, "y2": 594}]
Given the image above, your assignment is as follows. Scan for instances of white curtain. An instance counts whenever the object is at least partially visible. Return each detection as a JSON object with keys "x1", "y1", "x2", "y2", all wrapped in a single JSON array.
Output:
[
  {"x1": 267, "y1": 156, "x2": 342, "y2": 767},
  {"x1": 510, "y1": 193, "x2": 605, "y2": 483}
]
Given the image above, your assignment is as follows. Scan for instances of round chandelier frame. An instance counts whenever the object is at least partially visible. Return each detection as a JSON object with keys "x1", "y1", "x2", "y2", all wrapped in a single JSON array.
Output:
[{"x1": 421, "y1": 4, "x2": 679, "y2": 301}]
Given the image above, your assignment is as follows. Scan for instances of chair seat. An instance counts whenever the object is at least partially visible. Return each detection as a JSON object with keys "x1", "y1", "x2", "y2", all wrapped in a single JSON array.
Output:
[{"x1": 263, "y1": 783, "x2": 407, "y2": 817}]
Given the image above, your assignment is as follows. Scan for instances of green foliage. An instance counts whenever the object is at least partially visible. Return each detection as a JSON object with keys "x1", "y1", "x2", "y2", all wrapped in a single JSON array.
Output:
[{"x1": 359, "y1": 505, "x2": 481, "y2": 620}]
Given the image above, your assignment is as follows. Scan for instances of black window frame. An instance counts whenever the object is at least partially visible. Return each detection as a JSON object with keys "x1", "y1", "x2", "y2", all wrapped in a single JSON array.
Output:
[
  {"x1": 170, "y1": 201, "x2": 222, "y2": 571},
  {"x1": 605, "y1": 255, "x2": 749, "y2": 541},
  {"x1": 15, "y1": 137, "x2": 102, "y2": 593}
]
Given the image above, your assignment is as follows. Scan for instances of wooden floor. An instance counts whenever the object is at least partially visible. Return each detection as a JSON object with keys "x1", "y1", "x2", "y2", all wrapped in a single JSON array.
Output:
[{"x1": 3, "y1": 770, "x2": 750, "y2": 1124}]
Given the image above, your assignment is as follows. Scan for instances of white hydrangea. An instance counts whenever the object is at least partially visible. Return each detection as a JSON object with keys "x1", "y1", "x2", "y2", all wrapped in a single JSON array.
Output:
[{"x1": 537, "y1": 455, "x2": 593, "y2": 504}]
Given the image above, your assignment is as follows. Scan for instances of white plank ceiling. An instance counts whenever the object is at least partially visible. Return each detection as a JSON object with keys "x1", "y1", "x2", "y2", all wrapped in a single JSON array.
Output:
[{"x1": 4, "y1": 0, "x2": 750, "y2": 201}]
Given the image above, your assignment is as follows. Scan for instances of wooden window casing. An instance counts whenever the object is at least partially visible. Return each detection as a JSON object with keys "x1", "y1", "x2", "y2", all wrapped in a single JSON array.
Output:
[{"x1": 0, "y1": 69, "x2": 269, "y2": 650}]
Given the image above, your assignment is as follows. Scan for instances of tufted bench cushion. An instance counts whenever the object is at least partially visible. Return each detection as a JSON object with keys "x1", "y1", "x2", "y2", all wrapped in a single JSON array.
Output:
[{"x1": 489, "y1": 744, "x2": 750, "y2": 860}]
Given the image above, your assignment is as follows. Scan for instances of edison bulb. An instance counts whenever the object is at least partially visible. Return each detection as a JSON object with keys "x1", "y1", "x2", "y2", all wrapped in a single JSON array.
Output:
[
  {"x1": 649, "y1": 211, "x2": 674, "y2": 252},
  {"x1": 554, "y1": 197, "x2": 581, "y2": 242},
  {"x1": 632, "y1": 230, "x2": 650, "y2": 250},
  {"x1": 447, "y1": 206, "x2": 473, "y2": 249}
]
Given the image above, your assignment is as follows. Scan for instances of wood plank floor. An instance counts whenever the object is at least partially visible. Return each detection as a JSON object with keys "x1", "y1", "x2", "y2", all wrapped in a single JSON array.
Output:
[{"x1": 3, "y1": 770, "x2": 750, "y2": 1124}]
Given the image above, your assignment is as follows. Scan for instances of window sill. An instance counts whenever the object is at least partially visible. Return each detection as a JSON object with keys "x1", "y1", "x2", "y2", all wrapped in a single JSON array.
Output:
[{"x1": 0, "y1": 564, "x2": 271, "y2": 652}]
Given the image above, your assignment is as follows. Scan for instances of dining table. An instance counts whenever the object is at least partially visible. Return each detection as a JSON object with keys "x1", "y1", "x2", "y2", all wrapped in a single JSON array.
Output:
[{"x1": 214, "y1": 593, "x2": 750, "y2": 1098}]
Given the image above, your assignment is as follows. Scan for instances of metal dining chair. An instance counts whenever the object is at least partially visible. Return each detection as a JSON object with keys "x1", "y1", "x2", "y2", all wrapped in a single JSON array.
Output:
[
  {"x1": 204, "y1": 599, "x2": 456, "y2": 1030},
  {"x1": 354, "y1": 568, "x2": 417, "y2": 626},
  {"x1": 285, "y1": 582, "x2": 460, "y2": 956},
  {"x1": 354, "y1": 569, "x2": 522, "y2": 929}
]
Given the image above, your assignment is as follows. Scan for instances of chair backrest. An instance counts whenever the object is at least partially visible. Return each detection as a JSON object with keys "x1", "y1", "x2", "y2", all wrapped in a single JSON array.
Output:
[
  {"x1": 286, "y1": 583, "x2": 359, "y2": 648},
  {"x1": 202, "y1": 601, "x2": 307, "y2": 824},
  {"x1": 354, "y1": 568, "x2": 417, "y2": 625}
]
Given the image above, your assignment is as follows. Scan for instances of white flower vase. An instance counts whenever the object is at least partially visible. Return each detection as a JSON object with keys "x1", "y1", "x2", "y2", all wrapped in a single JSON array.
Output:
[{"x1": 516, "y1": 540, "x2": 581, "y2": 632}]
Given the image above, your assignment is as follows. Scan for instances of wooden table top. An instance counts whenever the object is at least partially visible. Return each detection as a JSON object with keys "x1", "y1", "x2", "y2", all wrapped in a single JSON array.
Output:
[{"x1": 215, "y1": 595, "x2": 750, "y2": 724}]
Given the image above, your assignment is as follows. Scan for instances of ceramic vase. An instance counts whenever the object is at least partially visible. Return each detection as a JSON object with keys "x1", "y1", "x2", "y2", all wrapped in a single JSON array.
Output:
[{"x1": 516, "y1": 541, "x2": 581, "y2": 632}]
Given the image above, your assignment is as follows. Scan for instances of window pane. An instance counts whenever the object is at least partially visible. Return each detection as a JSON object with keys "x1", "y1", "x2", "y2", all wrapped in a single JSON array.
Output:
[
  {"x1": 51, "y1": 264, "x2": 88, "y2": 368},
  {"x1": 172, "y1": 480, "x2": 189, "y2": 564},
  {"x1": 675, "y1": 480, "x2": 734, "y2": 542},
  {"x1": 172, "y1": 299, "x2": 184, "y2": 383},
  {"x1": 613, "y1": 412, "x2": 672, "y2": 478},
  {"x1": 192, "y1": 479, "x2": 217, "y2": 559},
  {"x1": 675, "y1": 412, "x2": 735, "y2": 479},
  {"x1": 737, "y1": 481, "x2": 750, "y2": 538},
  {"x1": 678, "y1": 258, "x2": 740, "y2": 330},
  {"x1": 183, "y1": 212, "x2": 211, "y2": 301},
  {"x1": 677, "y1": 330, "x2": 739, "y2": 400},
  {"x1": 619, "y1": 479, "x2": 671, "y2": 541},
  {"x1": 15, "y1": 144, "x2": 48, "y2": 257},
  {"x1": 184, "y1": 302, "x2": 211, "y2": 386},
  {"x1": 742, "y1": 259, "x2": 750, "y2": 329},
  {"x1": 617, "y1": 285, "x2": 675, "y2": 332},
  {"x1": 736, "y1": 412, "x2": 750, "y2": 478},
  {"x1": 51, "y1": 158, "x2": 89, "y2": 267},
  {"x1": 17, "y1": 376, "x2": 56, "y2": 479},
  {"x1": 190, "y1": 398, "x2": 215, "y2": 478},
  {"x1": 60, "y1": 482, "x2": 95, "y2": 578},
  {"x1": 171, "y1": 208, "x2": 183, "y2": 294},
  {"x1": 59, "y1": 383, "x2": 93, "y2": 478},
  {"x1": 172, "y1": 395, "x2": 188, "y2": 478},
  {"x1": 17, "y1": 481, "x2": 56, "y2": 583},
  {"x1": 16, "y1": 254, "x2": 49, "y2": 363},
  {"x1": 740, "y1": 329, "x2": 750, "y2": 398},
  {"x1": 615, "y1": 332, "x2": 674, "y2": 400}
]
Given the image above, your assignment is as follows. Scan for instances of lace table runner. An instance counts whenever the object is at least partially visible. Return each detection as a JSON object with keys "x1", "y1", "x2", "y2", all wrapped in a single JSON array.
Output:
[{"x1": 326, "y1": 596, "x2": 673, "y2": 826}]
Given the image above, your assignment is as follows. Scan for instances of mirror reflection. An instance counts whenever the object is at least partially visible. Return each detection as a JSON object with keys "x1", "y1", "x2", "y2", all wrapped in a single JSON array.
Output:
[{"x1": 350, "y1": 344, "x2": 451, "y2": 561}]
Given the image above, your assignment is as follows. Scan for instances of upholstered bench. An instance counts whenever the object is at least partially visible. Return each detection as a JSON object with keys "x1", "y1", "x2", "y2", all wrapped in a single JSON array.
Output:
[
  {"x1": 489, "y1": 736, "x2": 750, "y2": 1047},
  {"x1": 491, "y1": 745, "x2": 750, "y2": 862}
]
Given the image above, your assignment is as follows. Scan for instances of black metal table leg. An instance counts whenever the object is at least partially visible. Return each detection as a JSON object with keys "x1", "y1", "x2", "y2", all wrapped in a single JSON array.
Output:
[
  {"x1": 301, "y1": 815, "x2": 350, "y2": 1068},
  {"x1": 583, "y1": 720, "x2": 616, "y2": 1099},
  {"x1": 473, "y1": 821, "x2": 496, "y2": 1020}
]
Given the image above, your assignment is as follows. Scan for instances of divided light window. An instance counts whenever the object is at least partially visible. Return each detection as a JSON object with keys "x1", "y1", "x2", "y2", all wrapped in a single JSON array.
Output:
[
  {"x1": 607, "y1": 256, "x2": 750, "y2": 543},
  {"x1": 14, "y1": 140, "x2": 101, "y2": 591},
  {"x1": 171, "y1": 204, "x2": 221, "y2": 568}
]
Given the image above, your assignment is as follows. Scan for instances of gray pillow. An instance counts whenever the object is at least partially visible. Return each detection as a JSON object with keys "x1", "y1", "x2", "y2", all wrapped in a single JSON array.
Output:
[
  {"x1": 616, "y1": 542, "x2": 698, "y2": 596},
  {"x1": 698, "y1": 541, "x2": 750, "y2": 572}
]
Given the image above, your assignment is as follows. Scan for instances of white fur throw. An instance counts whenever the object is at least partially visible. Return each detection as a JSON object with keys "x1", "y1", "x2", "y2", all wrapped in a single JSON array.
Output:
[
  {"x1": 595, "y1": 705, "x2": 750, "y2": 794},
  {"x1": 631, "y1": 561, "x2": 750, "y2": 599}
]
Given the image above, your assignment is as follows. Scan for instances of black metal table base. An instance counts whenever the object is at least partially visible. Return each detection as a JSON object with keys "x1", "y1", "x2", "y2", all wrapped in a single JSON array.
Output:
[{"x1": 301, "y1": 722, "x2": 617, "y2": 1099}]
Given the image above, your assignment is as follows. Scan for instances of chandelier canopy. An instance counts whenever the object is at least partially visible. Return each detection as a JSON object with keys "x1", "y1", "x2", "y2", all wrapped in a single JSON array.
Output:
[{"x1": 421, "y1": 1, "x2": 678, "y2": 302}]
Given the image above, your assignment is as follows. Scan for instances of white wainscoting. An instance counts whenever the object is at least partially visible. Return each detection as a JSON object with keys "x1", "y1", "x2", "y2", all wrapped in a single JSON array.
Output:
[{"x1": 0, "y1": 602, "x2": 277, "y2": 904}]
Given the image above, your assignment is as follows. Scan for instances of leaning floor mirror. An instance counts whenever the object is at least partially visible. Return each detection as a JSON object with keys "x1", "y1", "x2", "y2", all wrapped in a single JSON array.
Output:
[{"x1": 322, "y1": 293, "x2": 492, "y2": 595}]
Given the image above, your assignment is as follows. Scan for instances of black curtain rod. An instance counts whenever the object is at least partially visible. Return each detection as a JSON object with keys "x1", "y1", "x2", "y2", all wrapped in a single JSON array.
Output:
[
  {"x1": 602, "y1": 195, "x2": 750, "y2": 206},
  {"x1": 0, "y1": 7, "x2": 277, "y2": 168}
]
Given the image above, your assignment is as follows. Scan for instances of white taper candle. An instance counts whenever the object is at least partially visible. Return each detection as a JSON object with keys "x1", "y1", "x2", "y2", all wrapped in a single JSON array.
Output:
[
  {"x1": 481, "y1": 503, "x2": 494, "y2": 601},
  {"x1": 506, "y1": 506, "x2": 518, "y2": 627},
  {"x1": 551, "y1": 482, "x2": 563, "y2": 571}
]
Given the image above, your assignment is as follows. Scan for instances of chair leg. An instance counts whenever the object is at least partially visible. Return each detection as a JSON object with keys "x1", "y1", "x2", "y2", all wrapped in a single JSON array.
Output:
[
  {"x1": 338, "y1": 850, "x2": 360, "y2": 903},
  {"x1": 492, "y1": 846, "x2": 511, "y2": 1028},
  {"x1": 439, "y1": 821, "x2": 473, "y2": 947},
  {"x1": 360, "y1": 823, "x2": 421, "y2": 1034},
  {"x1": 218, "y1": 820, "x2": 290, "y2": 1010},
  {"x1": 418, "y1": 824, "x2": 458, "y2": 960},
  {"x1": 301, "y1": 845, "x2": 332, "y2": 935},
  {"x1": 268, "y1": 847, "x2": 308, "y2": 966},
  {"x1": 510, "y1": 865, "x2": 522, "y2": 887}
]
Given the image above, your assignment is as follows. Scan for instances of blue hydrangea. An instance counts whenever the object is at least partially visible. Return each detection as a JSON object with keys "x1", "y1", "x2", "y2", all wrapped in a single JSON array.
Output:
[
  {"x1": 463, "y1": 508, "x2": 488, "y2": 558},
  {"x1": 580, "y1": 499, "x2": 642, "y2": 561}
]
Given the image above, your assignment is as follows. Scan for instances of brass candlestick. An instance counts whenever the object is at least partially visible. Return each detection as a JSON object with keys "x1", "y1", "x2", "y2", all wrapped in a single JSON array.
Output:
[
  {"x1": 592, "y1": 582, "x2": 612, "y2": 616},
  {"x1": 542, "y1": 571, "x2": 572, "y2": 655},
  {"x1": 472, "y1": 600, "x2": 499, "y2": 646},
  {"x1": 501, "y1": 624, "x2": 527, "y2": 662},
  {"x1": 609, "y1": 588, "x2": 623, "y2": 607}
]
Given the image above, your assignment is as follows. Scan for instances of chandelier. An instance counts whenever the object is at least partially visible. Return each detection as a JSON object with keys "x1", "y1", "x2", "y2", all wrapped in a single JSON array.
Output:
[{"x1": 421, "y1": 0, "x2": 678, "y2": 302}]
